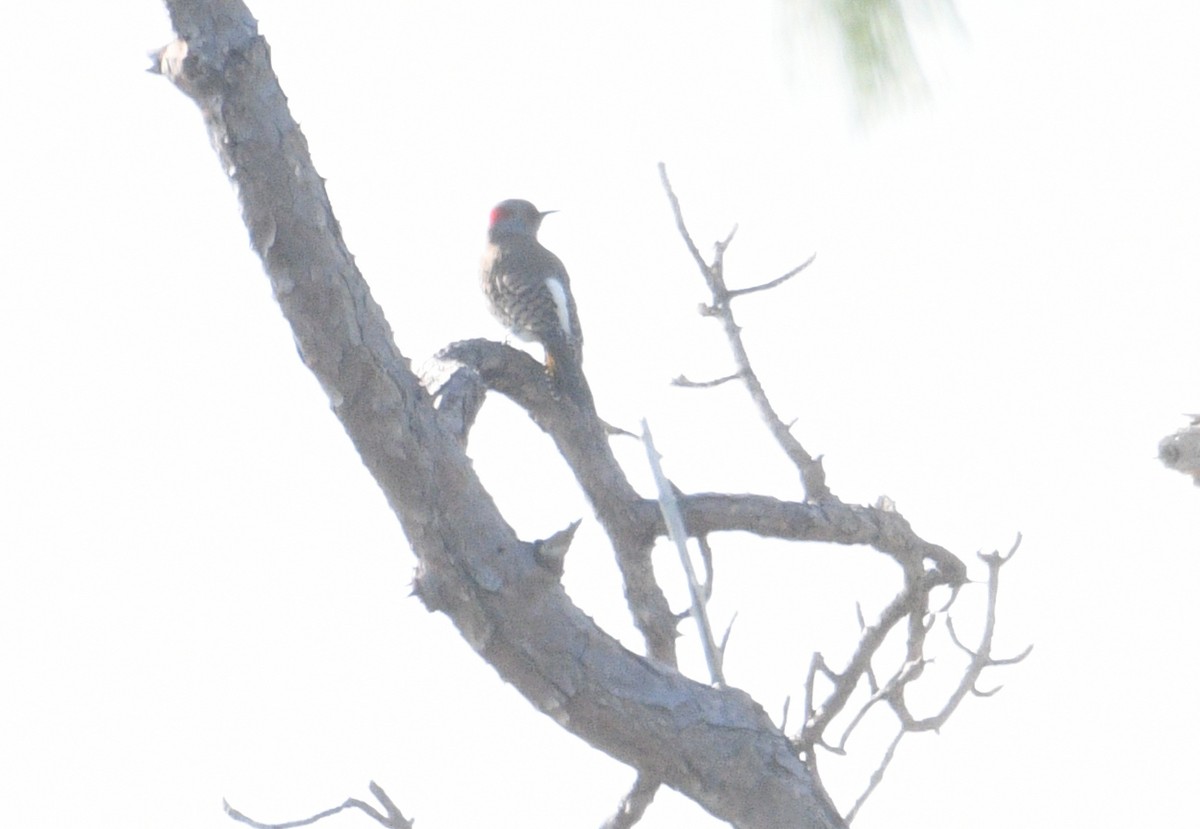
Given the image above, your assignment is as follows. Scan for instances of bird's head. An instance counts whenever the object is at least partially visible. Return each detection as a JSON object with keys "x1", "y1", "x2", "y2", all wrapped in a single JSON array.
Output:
[{"x1": 488, "y1": 199, "x2": 555, "y2": 240}]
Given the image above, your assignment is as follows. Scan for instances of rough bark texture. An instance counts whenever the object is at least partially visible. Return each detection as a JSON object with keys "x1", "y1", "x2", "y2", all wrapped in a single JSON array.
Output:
[{"x1": 156, "y1": 2, "x2": 846, "y2": 827}]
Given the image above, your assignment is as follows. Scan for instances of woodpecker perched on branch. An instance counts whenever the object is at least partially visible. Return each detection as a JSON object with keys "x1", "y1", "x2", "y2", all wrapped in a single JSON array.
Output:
[{"x1": 480, "y1": 199, "x2": 591, "y2": 407}]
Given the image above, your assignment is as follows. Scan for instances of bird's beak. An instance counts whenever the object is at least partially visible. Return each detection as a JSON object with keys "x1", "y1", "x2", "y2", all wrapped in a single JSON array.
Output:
[{"x1": 540, "y1": 209, "x2": 558, "y2": 218}]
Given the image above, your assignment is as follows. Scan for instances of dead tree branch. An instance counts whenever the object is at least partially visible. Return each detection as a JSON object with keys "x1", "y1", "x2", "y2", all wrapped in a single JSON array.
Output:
[
  {"x1": 225, "y1": 781, "x2": 412, "y2": 829},
  {"x1": 660, "y1": 162, "x2": 828, "y2": 502},
  {"x1": 437, "y1": 338, "x2": 678, "y2": 664},
  {"x1": 601, "y1": 773, "x2": 660, "y2": 829},
  {"x1": 642, "y1": 419, "x2": 724, "y2": 685},
  {"x1": 656, "y1": 166, "x2": 1025, "y2": 821},
  {"x1": 155, "y1": 4, "x2": 845, "y2": 827},
  {"x1": 727, "y1": 254, "x2": 818, "y2": 299},
  {"x1": 888, "y1": 536, "x2": 1031, "y2": 732},
  {"x1": 154, "y1": 5, "x2": 1023, "y2": 826}
]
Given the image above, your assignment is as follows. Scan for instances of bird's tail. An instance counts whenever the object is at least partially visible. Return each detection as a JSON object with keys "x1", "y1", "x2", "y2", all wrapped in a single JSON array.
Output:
[{"x1": 545, "y1": 343, "x2": 595, "y2": 412}]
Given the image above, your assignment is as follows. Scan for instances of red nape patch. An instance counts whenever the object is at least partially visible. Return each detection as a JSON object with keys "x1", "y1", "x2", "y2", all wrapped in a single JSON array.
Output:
[{"x1": 489, "y1": 205, "x2": 508, "y2": 227}]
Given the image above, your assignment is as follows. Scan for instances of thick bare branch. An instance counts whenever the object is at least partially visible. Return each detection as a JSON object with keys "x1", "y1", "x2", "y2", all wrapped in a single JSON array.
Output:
[
  {"x1": 678, "y1": 493, "x2": 966, "y2": 584},
  {"x1": 156, "y1": 6, "x2": 843, "y2": 827},
  {"x1": 439, "y1": 338, "x2": 678, "y2": 664},
  {"x1": 423, "y1": 364, "x2": 486, "y2": 446}
]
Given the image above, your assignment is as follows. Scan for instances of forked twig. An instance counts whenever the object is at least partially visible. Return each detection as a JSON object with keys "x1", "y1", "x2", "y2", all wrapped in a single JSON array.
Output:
[
  {"x1": 225, "y1": 781, "x2": 412, "y2": 829},
  {"x1": 659, "y1": 162, "x2": 831, "y2": 501}
]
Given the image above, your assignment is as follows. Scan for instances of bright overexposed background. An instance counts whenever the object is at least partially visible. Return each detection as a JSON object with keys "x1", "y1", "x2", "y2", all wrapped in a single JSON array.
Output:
[{"x1": 2, "y1": 2, "x2": 1197, "y2": 827}]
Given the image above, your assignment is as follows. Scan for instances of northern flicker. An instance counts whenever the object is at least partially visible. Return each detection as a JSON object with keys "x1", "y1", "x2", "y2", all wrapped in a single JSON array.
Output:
[{"x1": 480, "y1": 199, "x2": 591, "y2": 407}]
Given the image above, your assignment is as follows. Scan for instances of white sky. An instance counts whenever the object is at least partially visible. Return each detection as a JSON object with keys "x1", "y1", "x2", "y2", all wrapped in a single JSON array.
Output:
[{"x1": 1, "y1": 2, "x2": 1198, "y2": 828}]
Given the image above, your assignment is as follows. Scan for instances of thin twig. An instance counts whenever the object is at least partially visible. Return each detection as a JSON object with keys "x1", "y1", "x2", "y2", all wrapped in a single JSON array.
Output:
[
  {"x1": 890, "y1": 536, "x2": 1030, "y2": 732},
  {"x1": 844, "y1": 729, "x2": 904, "y2": 824},
  {"x1": 658, "y1": 163, "x2": 710, "y2": 276},
  {"x1": 601, "y1": 773, "x2": 660, "y2": 829},
  {"x1": 672, "y1": 372, "x2": 741, "y2": 388},
  {"x1": 834, "y1": 658, "x2": 924, "y2": 751},
  {"x1": 696, "y1": 533, "x2": 715, "y2": 601},
  {"x1": 641, "y1": 419, "x2": 724, "y2": 685},
  {"x1": 798, "y1": 575, "x2": 921, "y2": 751},
  {"x1": 224, "y1": 782, "x2": 412, "y2": 829},
  {"x1": 718, "y1": 611, "x2": 738, "y2": 657},
  {"x1": 727, "y1": 253, "x2": 818, "y2": 299}
]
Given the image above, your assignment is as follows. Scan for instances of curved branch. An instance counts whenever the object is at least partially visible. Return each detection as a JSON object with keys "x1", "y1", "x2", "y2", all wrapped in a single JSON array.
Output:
[
  {"x1": 436, "y1": 343, "x2": 967, "y2": 588},
  {"x1": 727, "y1": 254, "x2": 817, "y2": 299},
  {"x1": 155, "y1": 5, "x2": 842, "y2": 827},
  {"x1": 678, "y1": 493, "x2": 966, "y2": 585},
  {"x1": 438, "y1": 339, "x2": 677, "y2": 663}
]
